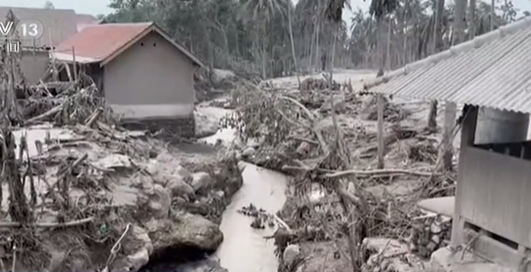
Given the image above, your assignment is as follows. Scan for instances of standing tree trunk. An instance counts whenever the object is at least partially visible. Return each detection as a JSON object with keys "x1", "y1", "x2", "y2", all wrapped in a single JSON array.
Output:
[
  {"x1": 376, "y1": 17, "x2": 387, "y2": 169},
  {"x1": 426, "y1": 0, "x2": 446, "y2": 133},
  {"x1": 314, "y1": 21, "x2": 321, "y2": 71},
  {"x1": 439, "y1": 0, "x2": 467, "y2": 171},
  {"x1": 468, "y1": 0, "x2": 477, "y2": 39},
  {"x1": 490, "y1": 0, "x2": 495, "y2": 30},
  {"x1": 287, "y1": 3, "x2": 301, "y2": 87}
]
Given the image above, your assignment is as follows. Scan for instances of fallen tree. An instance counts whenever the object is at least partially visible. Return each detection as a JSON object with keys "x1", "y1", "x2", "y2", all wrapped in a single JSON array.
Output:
[{"x1": 225, "y1": 76, "x2": 453, "y2": 272}]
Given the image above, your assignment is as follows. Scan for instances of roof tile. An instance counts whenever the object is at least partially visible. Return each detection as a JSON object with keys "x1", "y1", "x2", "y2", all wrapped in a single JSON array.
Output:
[{"x1": 55, "y1": 22, "x2": 152, "y2": 61}]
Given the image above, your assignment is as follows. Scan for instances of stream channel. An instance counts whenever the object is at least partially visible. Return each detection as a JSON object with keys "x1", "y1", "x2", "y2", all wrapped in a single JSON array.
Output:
[{"x1": 200, "y1": 106, "x2": 288, "y2": 272}]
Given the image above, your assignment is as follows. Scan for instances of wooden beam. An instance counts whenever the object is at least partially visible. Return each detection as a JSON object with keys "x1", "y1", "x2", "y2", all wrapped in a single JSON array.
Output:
[{"x1": 451, "y1": 105, "x2": 478, "y2": 248}]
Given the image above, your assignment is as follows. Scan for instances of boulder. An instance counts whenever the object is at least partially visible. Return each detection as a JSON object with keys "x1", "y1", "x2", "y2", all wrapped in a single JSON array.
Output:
[
  {"x1": 174, "y1": 259, "x2": 228, "y2": 272},
  {"x1": 166, "y1": 176, "x2": 195, "y2": 198},
  {"x1": 149, "y1": 212, "x2": 223, "y2": 252},
  {"x1": 283, "y1": 244, "x2": 302, "y2": 269},
  {"x1": 173, "y1": 165, "x2": 193, "y2": 179},
  {"x1": 191, "y1": 172, "x2": 214, "y2": 193},
  {"x1": 111, "y1": 226, "x2": 153, "y2": 272},
  {"x1": 241, "y1": 147, "x2": 256, "y2": 157},
  {"x1": 147, "y1": 184, "x2": 171, "y2": 219}
]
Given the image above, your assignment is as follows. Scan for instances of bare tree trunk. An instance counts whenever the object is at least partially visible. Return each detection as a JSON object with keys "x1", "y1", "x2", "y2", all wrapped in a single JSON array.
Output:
[
  {"x1": 329, "y1": 24, "x2": 338, "y2": 84},
  {"x1": 490, "y1": 0, "x2": 495, "y2": 30},
  {"x1": 386, "y1": 17, "x2": 392, "y2": 69},
  {"x1": 376, "y1": 18, "x2": 387, "y2": 169},
  {"x1": 314, "y1": 21, "x2": 321, "y2": 71},
  {"x1": 468, "y1": 0, "x2": 477, "y2": 39},
  {"x1": 427, "y1": 0, "x2": 446, "y2": 132},
  {"x1": 287, "y1": 3, "x2": 301, "y2": 86},
  {"x1": 439, "y1": 0, "x2": 467, "y2": 171}
]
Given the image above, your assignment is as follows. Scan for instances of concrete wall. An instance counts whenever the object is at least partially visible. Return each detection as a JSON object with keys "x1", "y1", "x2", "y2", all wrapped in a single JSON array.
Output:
[
  {"x1": 20, "y1": 50, "x2": 49, "y2": 84},
  {"x1": 103, "y1": 32, "x2": 196, "y2": 120}
]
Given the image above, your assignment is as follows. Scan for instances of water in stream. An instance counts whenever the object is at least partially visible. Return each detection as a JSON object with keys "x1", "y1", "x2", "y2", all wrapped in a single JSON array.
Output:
[
  {"x1": 201, "y1": 115, "x2": 288, "y2": 272},
  {"x1": 215, "y1": 163, "x2": 287, "y2": 272}
]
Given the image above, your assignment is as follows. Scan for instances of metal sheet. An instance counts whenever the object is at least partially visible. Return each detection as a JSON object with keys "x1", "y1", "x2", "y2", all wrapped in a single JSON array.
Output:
[{"x1": 369, "y1": 26, "x2": 531, "y2": 114}]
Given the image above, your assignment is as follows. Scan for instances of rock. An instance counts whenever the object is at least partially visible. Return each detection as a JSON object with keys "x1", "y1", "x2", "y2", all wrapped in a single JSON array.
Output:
[
  {"x1": 283, "y1": 244, "x2": 302, "y2": 269},
  {"x1": 112, "y1": 226, "x2": 153, "y2": 272},
  {"x1": 150, "y1": 212, "x2": 223, "y2": 252},
  {"x1": 131, "y1": 225, "x2": 154, "y2": 255},
  {"x1": 174, "y1": 259, "x2": 228, "y2": 272},
  {"x1": 126, "y1": 248, "x2": 150, "y2": 271},
  {"x1": 241, "y1": 147, "x2": 256, "y2": 157},
  {"x1": 191, "y1": 172, "x2": 214, "y2": 193},
  {"x1": 215, "y1": 190, "x2": 225, "y2": 198},
  {"x1": 174, "y1": 165, "x2": 193, "y2": 179},
  {"x1": 156, "y1": 151, "x2": 176, "y2": 163},
  {"x1": 147, "y1": 184, "x2": 171, "y2": 219},
  {"x1": 166, "y1": 176, "x2": 195, "y2": 197}
]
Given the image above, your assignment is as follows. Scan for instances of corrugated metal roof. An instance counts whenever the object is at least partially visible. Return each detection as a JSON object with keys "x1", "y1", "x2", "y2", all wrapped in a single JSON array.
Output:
[
  {"x1": 0, "y1": 6, "x2": 78, "y2": 48},
  {"x1": 368, "y1": 17, "x2": 531, "y2": 114},
  {"x1": 55, "y1": 22, "x2": 151, "y2": 62}
]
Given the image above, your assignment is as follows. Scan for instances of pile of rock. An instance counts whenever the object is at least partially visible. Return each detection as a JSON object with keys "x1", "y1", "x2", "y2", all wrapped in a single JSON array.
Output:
[{"x1": 1, "y1": 125, "x2": 243, "y2": 272}]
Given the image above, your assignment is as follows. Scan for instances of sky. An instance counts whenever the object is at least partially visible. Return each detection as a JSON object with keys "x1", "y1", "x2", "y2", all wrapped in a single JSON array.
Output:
[{"x1": 0, "y1": 0, "x2": 529, "y2": 21}]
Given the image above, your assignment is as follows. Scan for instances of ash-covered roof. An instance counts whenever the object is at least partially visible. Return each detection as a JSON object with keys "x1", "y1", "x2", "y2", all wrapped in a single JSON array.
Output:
[
  {"x1": 365, "y1": 17, "x2": 531, "y2": 114},
  {"x1": 0, "y1": 6, "x2": 78, "y2": 48},
  {"x1": 54, "y1": 22, "x2": 205, "y2": 67}
]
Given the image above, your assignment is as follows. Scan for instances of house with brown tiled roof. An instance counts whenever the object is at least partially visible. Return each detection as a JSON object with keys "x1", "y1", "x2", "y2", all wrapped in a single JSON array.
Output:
[{"x1": 53, "y1": 22, "x2": 205, "y2": 137}]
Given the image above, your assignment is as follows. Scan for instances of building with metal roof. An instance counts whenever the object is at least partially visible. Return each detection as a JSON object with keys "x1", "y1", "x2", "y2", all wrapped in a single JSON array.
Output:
[
  {"x1": 369, "y1": 16, "x2": 531, "y2": 271},
  {"x1": 364, "y1": 16, "x2": 531, "y2": 114}
]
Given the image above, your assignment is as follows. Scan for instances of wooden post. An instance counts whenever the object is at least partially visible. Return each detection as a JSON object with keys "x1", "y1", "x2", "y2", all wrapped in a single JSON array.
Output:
[
  {"x1": 450, "y1": 105, "x2": 478, "y2": 248},
  {"x1": 377, "y1": 94, "x2": 384, "y2": 169},
  {"x1": 72, "y1": 46, "x2": 77, "y2": 81}
]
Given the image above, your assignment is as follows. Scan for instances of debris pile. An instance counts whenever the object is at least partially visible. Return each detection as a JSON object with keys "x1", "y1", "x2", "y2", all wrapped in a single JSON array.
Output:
[
  {"x1": 361, "y1": 95, "x2": 409, "y2": 123},
  {"x1": 409, "y1": 216, "x2": 452, "y2": 258},
  {"x1": 237, "y1": 204, "x2": 276, "y2": 229},
  {"x1": 0, "y1": 66, "x2": 242, "y2": 272},
  {"x1": 226, "y1": 76, "x2": 456, "y2": 272}
]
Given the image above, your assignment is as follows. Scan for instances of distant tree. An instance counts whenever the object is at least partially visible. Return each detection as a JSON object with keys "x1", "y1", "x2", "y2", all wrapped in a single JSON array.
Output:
[
  {"x1": 43, "y1": 1, "x2": 54, "y2": 9},
  {"x1": 96, "y1": 14, "x2": 106, "y2": 20}
]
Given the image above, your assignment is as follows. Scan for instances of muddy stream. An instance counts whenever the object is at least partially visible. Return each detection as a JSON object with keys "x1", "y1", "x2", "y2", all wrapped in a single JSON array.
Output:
[{"x1": 200, "y1": 107, "x2": 288, "y2": 272}]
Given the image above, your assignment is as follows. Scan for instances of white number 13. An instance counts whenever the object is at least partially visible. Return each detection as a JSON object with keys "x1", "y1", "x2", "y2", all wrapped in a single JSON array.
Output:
[{"x1": 22, "y1": 23, "x2": 38, "y2": 36}]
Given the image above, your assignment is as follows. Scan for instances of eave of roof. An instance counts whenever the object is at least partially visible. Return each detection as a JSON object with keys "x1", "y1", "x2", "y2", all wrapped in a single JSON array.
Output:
[
  {"x1": 362, "y1": 16, "x2": 531, "y2": 114},
  {"x1": 99, "y1": 23, "x2": 205, "y2": 68}
]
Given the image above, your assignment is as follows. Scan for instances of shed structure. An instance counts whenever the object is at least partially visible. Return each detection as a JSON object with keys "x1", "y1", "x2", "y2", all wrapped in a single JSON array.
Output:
[
  {"x1": 363, "y1": 17, "x2": 531, "y2": 270},
  {"x1": 53, "y1": 22, "x2": 205, "y2": 137}
]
